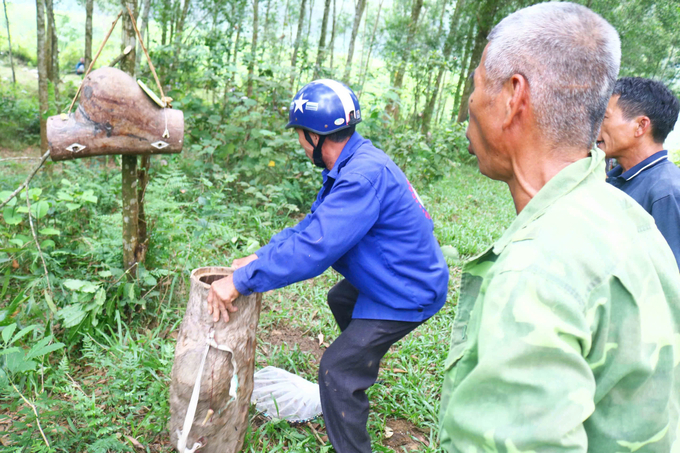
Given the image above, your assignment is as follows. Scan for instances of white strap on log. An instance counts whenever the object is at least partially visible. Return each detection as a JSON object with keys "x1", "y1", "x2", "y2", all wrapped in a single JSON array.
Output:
[{"x1": 176, "y1": 328, "x2": 239, "y2": 453}]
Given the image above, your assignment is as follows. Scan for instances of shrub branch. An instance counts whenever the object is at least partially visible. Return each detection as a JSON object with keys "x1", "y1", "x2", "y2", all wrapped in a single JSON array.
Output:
[{"x1": 0, "y1": 150, "x2": 51, "y2": 210}]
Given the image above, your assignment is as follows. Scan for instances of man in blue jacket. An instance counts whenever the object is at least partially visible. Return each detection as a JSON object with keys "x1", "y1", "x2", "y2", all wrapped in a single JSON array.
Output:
[{"x1": 207, "y1": 79, "x2": 449, "y2": 452}]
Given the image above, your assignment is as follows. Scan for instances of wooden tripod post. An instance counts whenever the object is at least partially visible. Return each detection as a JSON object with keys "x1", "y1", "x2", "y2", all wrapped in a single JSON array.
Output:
[
  {"x1": 46, "y1": 5, "x2": 184, "y2": 280},
  {"x1": 120, "y1": 0, "x2": 140, "y2": 278}
]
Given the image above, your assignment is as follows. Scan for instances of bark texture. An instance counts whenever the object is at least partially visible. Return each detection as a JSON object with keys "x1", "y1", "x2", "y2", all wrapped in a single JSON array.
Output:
[
  {"x1": 135, "y1": 0, "x2": 152, "y2": 75},
  {"x1": 342, "y1": 0, "x2": 366, "y2": 83},
  {"x1": 36, "y1": 0, "x2": 48, "y2": 153},
  {"x1": 45, "y1": 0, "x2": 58, "y2": 98},
  {"x1": 387, "y1": 0, "x2": 423, "y2": 120},
  {"x1": 290, "y1": 0, "x2": 307, "y2": 87},
  {"x1": 85, "y1": 0, "x2": 93, "y2": 68},
  {"x1": 3, "y1": 0, "x2": 16, "y2": 85},
  {"x1": 247, "y1": 0, "x2": 258, "y2": 98},
  {"x1": 313, "y1": 0, "x2": 332, "y2": 78},
  {"x1": 46, "y1": 67, "x2": 184, "y2": 161},
  {"x1": 169, "y1": 267, "x2": 262, "y2": 453}
]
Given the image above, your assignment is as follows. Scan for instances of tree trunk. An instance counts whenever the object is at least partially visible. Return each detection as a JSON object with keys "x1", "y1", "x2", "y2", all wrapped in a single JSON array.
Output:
[
  {"x1": 456, "y1": 0, "x2": 499, "y2": 122},
  {"x1": 358, "y1": 0, "x2": 384, "y2": 98},
  {"x1": 232, "y1": 24, "x2": 241, "y2": 65},
  {"x1": 306, "y1": 0, "x2": 315, "y2": 39},
  {"x1": 342, "y1": 0, "x2": 366, "y2": 83},
  {"x1": 452, "y1": 21, "x2": 474, "y2": 120},
  {"x1": 247, "y1": 0, "x2": 258, "y2": 98},
  {"x1": 290, "y1": 0, "x2": 307, "y2": 87},
  {"x1": 169, "y1": 267, "x2": 262, "y2": 453},
  {"x1": 2, "y1": 0, "x2": 15, "y2": 85},
  {"x1": 173, "y1": 0, "x2": 191, "y2": 62},
  {"x1": 434, "y1": 69, "x2": 448, "y2": 124},
  {"x1": 44, "y1": 0, "x2": 59, "y2": 99},
  {"x1": 388, "y1": 0, "x2": 423, "y2": 120},
  {"x1": 84, "y1": 0, "x2": 93, "y2": 68},
  {"x1": 135, "y1": 0, "x2": 152, "y2": 75},
  {"x1": 456, "y1": 30, "x2": 485, "y2": 122},
  {"x1": 36, "y1": 0, "x2": 48, "y2": 153},
  {"x1": 121, "y1": 0, "x2": 140, "y2": 277},
  {"x1": 422, "y1": 0, "x2": 465, "y2": 133},
  {"x1": 329, "y1": 0, "x2": 337, "y2": 70},
  {"x1": 313, "y1": 0, "x2": 332, "y2": 78}
]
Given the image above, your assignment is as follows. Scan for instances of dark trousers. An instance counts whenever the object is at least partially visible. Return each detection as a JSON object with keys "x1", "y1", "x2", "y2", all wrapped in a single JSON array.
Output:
[{"x1": 319, "y1": 279, "x2": 422, "y2": 453}]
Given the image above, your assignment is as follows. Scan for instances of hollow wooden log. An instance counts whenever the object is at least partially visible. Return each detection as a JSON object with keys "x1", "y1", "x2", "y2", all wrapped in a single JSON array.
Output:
[
  {"x1": 47, "y1": 66, "x2": 184, "y2": 161},
  {"x1": 169, "y1": 267, "x2": 262, "y2": 453}
]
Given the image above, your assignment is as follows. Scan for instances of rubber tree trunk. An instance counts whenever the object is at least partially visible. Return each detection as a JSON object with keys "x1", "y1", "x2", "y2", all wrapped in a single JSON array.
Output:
[
  {"x1": 387, "y1": 0, "x2": 423, "y2": 120},
  {"x1": 421, "y1": 0, "x2": 466, "y2": 134},
  {"x1": 45, "y1": 0, "x2": 59, "y2": 100},
  {"x1": 169, "y1": 267, "x2": 262, "y2": 453},
  {"x1": 290, "y1": 0, "x2": 307, "y2": 88},
  {"x1": 456, "y1": 0, "x2": 499, "y2": 123},
  {"x1": 342, "y1": 0, "x2": 366, "y2": 83},
  {"x1": 246, "y1": 0, "x2": 258, "y2": 98},
  {"x1": 3, "y1": 0, "x2": 15, "y2": 85},
  {"x1": 120, "y1": 0, "x2": 140, "y2": 277},
  {"x1": 135, "y1": 0, "x2": 152, "y2": 75},
  {"x1": 358, "y1": 0, "x2": 383, "y2": 98},
  {"x1": 172, "y1": 0, "x2": 191, "y2": 67},
  {"x1": 84, "y1": 0, "x2": 92, "y2": 68},
  {"x1": 452, "y1": 22, "x2": 474, "y2": 120},
  {"x1": 329, "y1": 0, "x2": 337, "y2": 70},
  {"x1": 36, "y1": 0, "x2": 48, "y2": 153},
  {"x1": 313, "y1": 0, "x2": 332, "y2": 78},
  {"x1": 456, "y1": 30, "x2": 485, "y2": 123}
]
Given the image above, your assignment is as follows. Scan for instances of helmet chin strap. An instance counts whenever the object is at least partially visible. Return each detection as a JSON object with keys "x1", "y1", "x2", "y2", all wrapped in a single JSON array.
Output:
[{"x1": 304, "y1": 131, "x2": 327, "y2": 169}]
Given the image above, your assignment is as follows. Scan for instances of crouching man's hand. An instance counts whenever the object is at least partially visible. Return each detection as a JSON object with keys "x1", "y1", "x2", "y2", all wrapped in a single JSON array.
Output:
[
  {"x1": 207, "y1": 274, "x2": 240, "y2": 323},
  {"x1": 231, "y1": 253, "x2": 258, "y2": 269}
]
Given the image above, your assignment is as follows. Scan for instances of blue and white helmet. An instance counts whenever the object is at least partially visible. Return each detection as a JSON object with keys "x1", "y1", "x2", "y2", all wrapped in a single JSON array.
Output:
[{"x1": 285, "y1": 79, "x2": 362, "y2": 135}]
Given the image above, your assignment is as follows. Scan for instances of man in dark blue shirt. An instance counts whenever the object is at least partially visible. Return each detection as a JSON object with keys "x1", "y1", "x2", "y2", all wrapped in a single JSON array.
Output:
[
  {"x1": 207, "y1": 79, "x2": 449, "y2": 452},
  {"x1": 598, "y1": 77, "x2": 680, "y2": 268}
]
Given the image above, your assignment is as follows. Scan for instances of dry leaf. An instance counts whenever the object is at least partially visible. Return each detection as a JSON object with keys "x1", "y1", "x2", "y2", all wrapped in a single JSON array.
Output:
[
  {"x1": 318, "y1": 333, "x2": 324, "y2": 346},
  {"x1": 385, "y1": 427, "x2": 394, "y2": 439},
  {"x1": 125, "y1": 435, "x2": 144, "y2": 450}
]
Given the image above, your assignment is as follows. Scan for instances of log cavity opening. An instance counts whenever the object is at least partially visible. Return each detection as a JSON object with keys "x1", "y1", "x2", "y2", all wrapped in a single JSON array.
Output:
[{"x1": 199, "y1": 274, "x2": 230, "y2": 285}]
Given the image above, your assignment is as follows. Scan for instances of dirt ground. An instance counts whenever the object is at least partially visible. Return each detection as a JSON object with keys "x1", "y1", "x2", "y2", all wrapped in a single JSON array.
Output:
[{"x1": 384, "y1": 418, "x2": 431, "y2": 451}]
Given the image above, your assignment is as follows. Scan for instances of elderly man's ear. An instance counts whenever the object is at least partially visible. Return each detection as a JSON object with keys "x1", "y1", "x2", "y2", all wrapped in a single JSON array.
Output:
[
  {"x1": 502, "y1": 74, "x2": 531, "y2": 130},
  {"x1": 634, "y1": 116, "x2": 652, "y2": 139}
]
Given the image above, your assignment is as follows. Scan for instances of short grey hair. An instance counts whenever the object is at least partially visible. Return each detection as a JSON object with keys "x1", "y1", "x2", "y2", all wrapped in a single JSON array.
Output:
[{"x1": 485, "y1": 2, "x2": 621, "y2": 149}]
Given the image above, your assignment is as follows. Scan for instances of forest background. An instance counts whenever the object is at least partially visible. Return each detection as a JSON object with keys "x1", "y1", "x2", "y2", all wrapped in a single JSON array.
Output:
[{"x1": 0, "y1": 0, "x2": 679, "y2": 451}]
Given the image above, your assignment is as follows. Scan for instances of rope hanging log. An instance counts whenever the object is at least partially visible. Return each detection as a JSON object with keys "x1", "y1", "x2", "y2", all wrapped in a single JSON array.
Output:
[
  {"x1": 169, "y1": 267, "x2": 262, "y2": 453},
  {"x1": 46, "y1": 67, "x2": 183, "y2": 161}
]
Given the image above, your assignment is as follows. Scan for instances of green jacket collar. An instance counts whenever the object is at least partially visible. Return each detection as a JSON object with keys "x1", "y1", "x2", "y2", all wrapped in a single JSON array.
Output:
[{"x1": 469, "y1": 149, "x2": 606, "y2": 265}]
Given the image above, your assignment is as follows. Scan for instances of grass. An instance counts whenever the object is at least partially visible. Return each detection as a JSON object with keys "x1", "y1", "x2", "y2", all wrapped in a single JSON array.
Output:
[{"x1": 0, "y1": 156, "x2": 515, "y2": 452}]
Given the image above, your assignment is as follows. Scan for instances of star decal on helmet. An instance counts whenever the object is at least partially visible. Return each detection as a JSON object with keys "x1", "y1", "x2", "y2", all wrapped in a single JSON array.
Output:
[{"x1": 293, "y1": 95, "x2": 309, "y2": 113}]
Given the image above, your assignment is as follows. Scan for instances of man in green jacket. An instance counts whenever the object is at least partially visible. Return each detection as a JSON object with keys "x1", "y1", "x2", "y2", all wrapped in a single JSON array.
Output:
[{"x1": 439, "y1": 2, "x2": 680, "y2": 452}]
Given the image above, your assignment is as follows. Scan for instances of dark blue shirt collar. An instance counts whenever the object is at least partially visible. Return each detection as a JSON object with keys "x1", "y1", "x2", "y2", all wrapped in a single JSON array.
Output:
[
  {"x1": 323, "y1": 132, "x2": 365, "y2": 181},
  {"x1": 607, "y1": 150, "x2": 669, "y2": 181}
]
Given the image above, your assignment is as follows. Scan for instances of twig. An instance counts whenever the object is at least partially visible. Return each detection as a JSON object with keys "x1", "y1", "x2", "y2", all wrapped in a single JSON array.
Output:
[
  {"x1": 0, "y1": 157, "x2": 41, "y2": 163},
  {"x1": 0, "y1": 150, "x2": 50, "y2": 210},
  {"x1": 9, "y1": 381, "x2": 50, "y2": 448},
  {"x1": 25, "y1": 182, "x2": 52, "y2": 296},
  {"x1": 307, "y1": 421, "x2": 326, "y2": 445}
]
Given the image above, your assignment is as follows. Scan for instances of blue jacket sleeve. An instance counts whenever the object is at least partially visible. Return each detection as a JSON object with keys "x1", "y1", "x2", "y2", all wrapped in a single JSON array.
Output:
[
  {"x1": 651, "y1": 193, "x2": 680, "y2": 269},
  {"x1": 233, "y1": 173, "x2": 380, "y2": 295},
  {"x1": 255, "y1": 214, "x2": 313, "y2": 257}
]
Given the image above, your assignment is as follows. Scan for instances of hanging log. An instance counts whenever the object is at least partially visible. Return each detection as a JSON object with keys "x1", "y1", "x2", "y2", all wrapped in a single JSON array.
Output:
[
  {"x1": 169, "y1": 267, "x2": 262, "y2": 453},
  {"x1": 47, "y1": 67, "x2": 184, "y2": 161}
]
